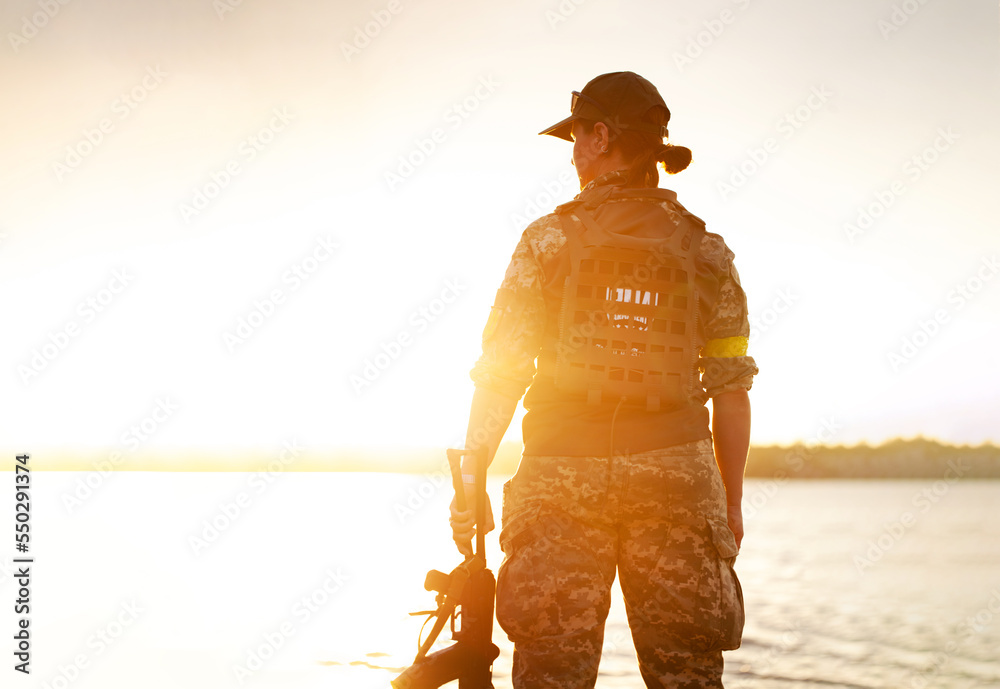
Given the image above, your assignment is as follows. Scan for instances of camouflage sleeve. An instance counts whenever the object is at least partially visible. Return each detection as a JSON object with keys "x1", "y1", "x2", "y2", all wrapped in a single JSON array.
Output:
[
  {"x1": 699, "y1": 234, "x2": 759, "y2": 397},
  {"x1": 468, "y1": 217, "x2": 554, "y2": 401}
]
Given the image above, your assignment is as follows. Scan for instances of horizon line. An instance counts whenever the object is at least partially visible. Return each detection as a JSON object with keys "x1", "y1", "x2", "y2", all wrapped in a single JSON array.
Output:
[{"x1": 3, "y1": 436, "x2": 998, "y2": 472}]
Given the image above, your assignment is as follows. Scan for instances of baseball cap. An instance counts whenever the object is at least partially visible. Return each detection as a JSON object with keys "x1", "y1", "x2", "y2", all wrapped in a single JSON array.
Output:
[{"x1": 539, "y1": 71, "x2": 671, "y2": 142}]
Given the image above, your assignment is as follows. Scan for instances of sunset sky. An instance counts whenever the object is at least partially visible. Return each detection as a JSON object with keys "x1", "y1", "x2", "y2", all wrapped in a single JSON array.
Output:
[{"x1": 2, "y1": 0, "x2": 998, "y2": 465}]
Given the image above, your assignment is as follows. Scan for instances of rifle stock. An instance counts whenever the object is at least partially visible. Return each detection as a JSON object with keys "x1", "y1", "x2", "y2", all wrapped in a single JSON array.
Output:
[
  {"x1": 391, "y1": 449, "x2": 499, "y2": 689},
  {"x1": 392, "y1": 642, "x2": 478, "y2": 689}
]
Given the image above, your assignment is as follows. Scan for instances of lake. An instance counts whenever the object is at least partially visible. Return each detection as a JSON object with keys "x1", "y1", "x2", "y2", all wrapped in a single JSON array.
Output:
[{"x1": 6, "y1": 472, "x2": 998, "y2": 688}]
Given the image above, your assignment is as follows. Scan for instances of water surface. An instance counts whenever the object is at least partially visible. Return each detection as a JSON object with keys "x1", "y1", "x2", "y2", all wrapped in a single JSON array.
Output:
[{"x1": 7, "y1": 472, "x2": 998, "y2": 688}]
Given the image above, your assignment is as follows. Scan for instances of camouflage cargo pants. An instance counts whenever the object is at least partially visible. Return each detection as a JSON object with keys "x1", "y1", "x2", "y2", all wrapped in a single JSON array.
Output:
[{"x1": 495, "y1": 438, "x2": 744, "y2": 689}]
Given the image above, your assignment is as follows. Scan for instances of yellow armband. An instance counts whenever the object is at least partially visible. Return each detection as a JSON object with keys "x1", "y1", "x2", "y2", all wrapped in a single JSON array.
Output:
[{"x1": 703, "y1": 336, "x2": 748, "y2": 358}]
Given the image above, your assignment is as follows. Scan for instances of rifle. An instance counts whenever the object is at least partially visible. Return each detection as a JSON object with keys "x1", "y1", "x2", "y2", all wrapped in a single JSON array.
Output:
[{"x1": 391, "y1": 448, "x2": 500, "y2": 689}]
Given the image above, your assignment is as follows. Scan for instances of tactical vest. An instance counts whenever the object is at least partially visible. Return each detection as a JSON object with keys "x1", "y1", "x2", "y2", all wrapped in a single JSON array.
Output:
[{"x1": 540, "y1": 186, "x2": 706, "y2": 413}]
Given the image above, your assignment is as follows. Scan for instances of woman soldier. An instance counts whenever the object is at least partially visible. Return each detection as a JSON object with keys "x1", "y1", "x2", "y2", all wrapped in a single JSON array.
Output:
[{"x1": 450, "y1": 71, "x2": 758, "y2": 689}]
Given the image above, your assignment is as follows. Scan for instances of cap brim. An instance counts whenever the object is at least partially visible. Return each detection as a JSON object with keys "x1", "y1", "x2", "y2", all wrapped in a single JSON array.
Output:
[{"x1": 538, "y1": 115, "x2": 576, "y2": 141}]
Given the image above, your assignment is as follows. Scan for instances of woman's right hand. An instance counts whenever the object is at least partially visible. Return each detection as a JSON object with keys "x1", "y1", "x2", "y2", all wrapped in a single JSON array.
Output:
[{"x1": 449, "y1": 483, "x2": 495, "y2": 558}]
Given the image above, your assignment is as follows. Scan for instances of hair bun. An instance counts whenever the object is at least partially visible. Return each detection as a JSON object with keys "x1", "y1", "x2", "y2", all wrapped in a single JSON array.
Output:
[{"x1": 657, "y1": 144, "x2": 692, "y2": 174}]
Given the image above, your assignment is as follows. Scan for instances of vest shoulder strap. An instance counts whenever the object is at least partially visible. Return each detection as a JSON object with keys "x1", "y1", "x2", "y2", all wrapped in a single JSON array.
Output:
[
  {"x1": 561, "y1": 200, "x2": 705, "y2": 260},
  {"x1": 557, "y1": 186, "x2": 708, "y2": 231},
  {"x1": 612, "y1": 188, "x2": 709, "y2": 230},
  {"x1": 554, "y1": 184, "x2": 614, "y2": 215},
  {"x1": 608, "y1": 187, "x2": 678, "y2": 203}
]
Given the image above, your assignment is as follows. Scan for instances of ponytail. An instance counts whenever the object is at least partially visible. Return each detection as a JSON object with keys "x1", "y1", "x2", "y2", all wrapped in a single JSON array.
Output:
[
  {"x1": 618, "y1": 139, "x2": 692, "y2": 188},
  {"x1": 581, "y1": 112, "x2": 694, "y2": 187},
  {"x1": 655, "y1": 143, "x2": 692, "y2": 175}
]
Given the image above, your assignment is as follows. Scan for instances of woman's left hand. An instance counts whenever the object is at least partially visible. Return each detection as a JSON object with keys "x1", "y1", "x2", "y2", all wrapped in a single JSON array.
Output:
[{"x1": 727, "y1": 503, "x2": 743, "y2": 549}]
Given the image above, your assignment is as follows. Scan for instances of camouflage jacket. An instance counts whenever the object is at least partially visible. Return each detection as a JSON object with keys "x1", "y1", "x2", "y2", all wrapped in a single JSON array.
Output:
[{"x1": 471, "y1": 170, "x2": 758, "y2": 455}]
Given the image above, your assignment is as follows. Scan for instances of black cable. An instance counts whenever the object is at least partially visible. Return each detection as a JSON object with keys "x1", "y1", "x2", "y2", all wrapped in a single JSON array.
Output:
[{"x1": 609, "y1": 395, "x2": 626, "y2": 460}]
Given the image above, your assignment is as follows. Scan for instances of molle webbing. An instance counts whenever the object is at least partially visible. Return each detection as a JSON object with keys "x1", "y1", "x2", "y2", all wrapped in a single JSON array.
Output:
[{"x1": 553, "y1": 193, "x2": 705, "y2": 412}]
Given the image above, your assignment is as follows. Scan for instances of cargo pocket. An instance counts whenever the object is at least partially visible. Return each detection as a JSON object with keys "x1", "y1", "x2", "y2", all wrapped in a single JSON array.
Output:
[
  {"x1": 627, "y1": 516, "x2": 744, "y2": 654},
  {"x1": 495, "y1": 480, "x2": 541, "y2": 640},
  {"x1": 495, "y1": 503, "x2": 609, "y2": 642},
  {"x1": 495, "y1": 501, "x2": 544, "y2": 640},
  {"x1": 706, "y1": 517, "x2": 745, "y2": 651},
  {"x1": 498, "y1": 479, "x2": 540, "y2": 556}
]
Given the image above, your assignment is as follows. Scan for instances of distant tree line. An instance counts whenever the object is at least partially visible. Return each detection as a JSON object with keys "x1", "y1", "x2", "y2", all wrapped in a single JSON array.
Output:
[
  {"x1": 376, "y1": 438, "x2": 1000, "y2": 478},
  {"x1": 746, "y1": 437, "x2": 1000, "y2": 479}
]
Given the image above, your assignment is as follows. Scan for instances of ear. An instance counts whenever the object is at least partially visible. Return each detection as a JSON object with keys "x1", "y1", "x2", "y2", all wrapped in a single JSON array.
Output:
[{"x1": 592, "y1": 121, "x2": 611, "y2": 150}]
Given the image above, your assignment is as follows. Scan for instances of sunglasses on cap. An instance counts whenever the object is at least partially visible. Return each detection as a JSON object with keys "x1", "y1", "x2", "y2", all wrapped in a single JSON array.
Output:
[
  {"x1": 571, "y1": 91, "x2": 609, "y2": 117},
  {"x1": 570, "y1": 91, "x2": 668, "y2": 137}
]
